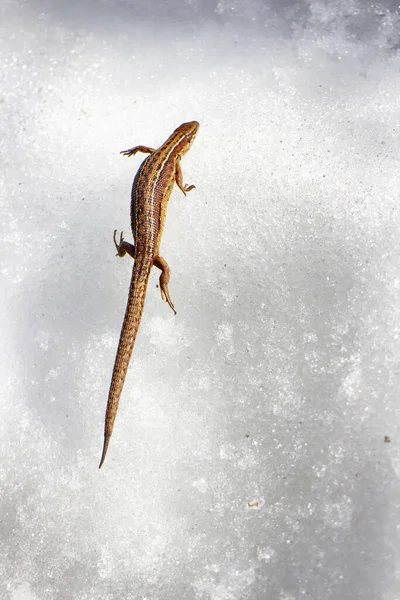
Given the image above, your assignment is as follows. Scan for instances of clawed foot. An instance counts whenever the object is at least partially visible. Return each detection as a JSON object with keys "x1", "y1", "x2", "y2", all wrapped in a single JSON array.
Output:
[
  {"x1": 113, "y1": 230, "x2": 126, "y2": 257},
  {"x1": 160, "y1": 284, "x2": 176, "y2": 315},
  {"x1": 120, "y1": 148, "x2": 137, "y2": 157},
  {"x1": 181, "y1": 184, "x2": 196, "y2": 197},
  {"x1": 120, "y1": 145, "x2": 155, "y2": 157}
]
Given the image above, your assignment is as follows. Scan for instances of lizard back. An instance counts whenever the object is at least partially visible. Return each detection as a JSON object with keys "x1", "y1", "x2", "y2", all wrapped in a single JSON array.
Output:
[{"x1": 99, "y1": 121, "x2": 199, "y2": 468}]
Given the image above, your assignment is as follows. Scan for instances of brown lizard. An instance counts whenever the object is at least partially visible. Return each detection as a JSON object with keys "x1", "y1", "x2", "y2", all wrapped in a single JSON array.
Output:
[{"x1": 99, "y1": 121, "x2": 200, "y2": 468}]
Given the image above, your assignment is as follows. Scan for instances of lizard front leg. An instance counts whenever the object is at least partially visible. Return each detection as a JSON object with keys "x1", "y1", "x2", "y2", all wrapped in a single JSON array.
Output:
[
  {"x1": 153, "y1": 255, "x2": 176, "y2": 314},
  {"x1": 113, "y1": 230, "x2": 135, "y2": 259},
  {"x1": 120, "y1": 145, "x2": 155, "y2": 157},
  {"x1": 175, "y1": 158, "x2": 196, "y2": 196}
]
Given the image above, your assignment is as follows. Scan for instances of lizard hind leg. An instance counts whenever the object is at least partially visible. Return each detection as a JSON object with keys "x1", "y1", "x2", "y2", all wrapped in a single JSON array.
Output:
[
  {"x1": 113, "y1": 230, "x2": 136, "y2": 259},
  {"x1": 153, "y1": 255, "x2": 176, "y2": 314}
]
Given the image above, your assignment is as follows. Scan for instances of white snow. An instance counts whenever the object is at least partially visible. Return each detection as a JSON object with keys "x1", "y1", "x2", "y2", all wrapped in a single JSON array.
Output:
[{"x1": 1, "y1": 0, "x2": 400, "y2": 598}]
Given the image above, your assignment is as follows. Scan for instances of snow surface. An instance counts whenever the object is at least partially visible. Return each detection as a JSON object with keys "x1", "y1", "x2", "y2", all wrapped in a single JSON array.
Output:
[{"x1": 1, "y1": 0, "x2": 400, "y2": 598}]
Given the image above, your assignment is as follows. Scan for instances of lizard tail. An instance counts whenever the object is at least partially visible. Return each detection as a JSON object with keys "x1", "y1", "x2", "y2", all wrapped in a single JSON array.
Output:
[
  {"x1": 99, "y1": 433, "x2": 111, "y2": 469},
  {"x1": 99, "y1": 255, "x2": 153, "y2": 469}
]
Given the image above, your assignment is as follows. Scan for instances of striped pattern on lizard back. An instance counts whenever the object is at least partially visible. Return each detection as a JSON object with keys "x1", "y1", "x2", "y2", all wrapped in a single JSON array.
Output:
[{"x1": 99, "y1": 121, "x2": 199, "y2": 468}]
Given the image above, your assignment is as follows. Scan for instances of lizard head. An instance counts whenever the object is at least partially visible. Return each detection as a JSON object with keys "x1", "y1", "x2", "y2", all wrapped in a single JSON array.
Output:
[{"x1": 174, "y1": 121, "x2": 200, "y2": 155}]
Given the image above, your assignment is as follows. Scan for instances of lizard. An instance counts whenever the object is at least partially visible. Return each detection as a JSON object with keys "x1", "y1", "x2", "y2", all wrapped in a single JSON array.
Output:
[{"x1": 99, "y1": 121, "x2": 200, "y2": 468}]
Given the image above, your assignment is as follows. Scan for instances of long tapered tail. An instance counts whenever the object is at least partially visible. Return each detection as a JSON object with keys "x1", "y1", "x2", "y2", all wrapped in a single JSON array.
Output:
[{"x1": 99, "y1": 255, "x2": 153, "y2": 468}]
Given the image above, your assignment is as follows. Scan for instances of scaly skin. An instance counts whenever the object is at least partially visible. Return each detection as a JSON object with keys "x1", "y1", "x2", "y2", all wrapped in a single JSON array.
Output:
[{"x1": 99, "y1": 121, "x2": 199, "y2": 468}]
